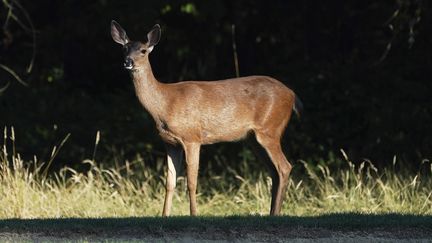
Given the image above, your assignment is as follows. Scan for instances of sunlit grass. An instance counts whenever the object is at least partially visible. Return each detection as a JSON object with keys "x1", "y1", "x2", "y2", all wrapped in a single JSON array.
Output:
[{"x1": 1, "y1": 127, "x2": 431, "y2": 218}]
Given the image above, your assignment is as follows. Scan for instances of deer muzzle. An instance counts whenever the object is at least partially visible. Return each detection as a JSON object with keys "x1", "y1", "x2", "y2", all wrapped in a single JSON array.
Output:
[{"x1": 124, "y1": 57, "x2": 134, "y2": 70}]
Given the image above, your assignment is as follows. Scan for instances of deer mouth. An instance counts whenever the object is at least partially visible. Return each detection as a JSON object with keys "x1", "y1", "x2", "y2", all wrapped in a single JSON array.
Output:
[
  {"x1": 124, "y1": 58, "x2": 134, "y2": 70},
  {"x1": 124, "y1": 63, "x2": 134, "y2": 70}
]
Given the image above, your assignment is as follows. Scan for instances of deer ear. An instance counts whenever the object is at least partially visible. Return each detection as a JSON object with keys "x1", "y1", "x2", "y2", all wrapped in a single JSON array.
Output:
[
  {"x1": 111, "y1": 20, "x2": 129, "y2": 45},
  {"x1": 147, "y1": 24, "x2": 161, "y2": 47}
]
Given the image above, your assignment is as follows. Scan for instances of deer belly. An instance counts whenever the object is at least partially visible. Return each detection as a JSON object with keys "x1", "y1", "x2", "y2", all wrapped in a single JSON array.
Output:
[
  {"x1": 198, "y1": 109, "x2": 254, "y2": 144},
  {"x1": 158, "y1": 114, "x2": 253, "y2": 145},
  {"x1": 200, "y1": 125, "x2": 251, "y2": 144}
]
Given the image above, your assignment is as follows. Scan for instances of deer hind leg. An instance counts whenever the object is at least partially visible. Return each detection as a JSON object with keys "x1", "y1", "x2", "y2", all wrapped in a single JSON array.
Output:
[
  {"x1": 162, "y1": 143, "x2": 183, "y2": 216},
  {"x1": 246, "y1": 138, "x2": 278, "y2": 212},
  {"x1": 183, "y1": 142, "x2": 201, "y2": 216},
  {"x1": 255, "y1": 131, "x2": 292, "y2": 215}
]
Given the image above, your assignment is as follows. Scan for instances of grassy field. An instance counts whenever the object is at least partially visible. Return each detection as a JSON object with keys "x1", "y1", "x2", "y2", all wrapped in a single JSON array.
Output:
[{"x1": 1, "y1": 128, "x2": 431, "y2": 219}]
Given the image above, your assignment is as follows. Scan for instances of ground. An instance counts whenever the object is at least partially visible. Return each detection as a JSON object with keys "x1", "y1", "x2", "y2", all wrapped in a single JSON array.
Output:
[
  {"x1": 0, "y1": 214, "x2": 431, "y2": 242},
  {"x1": 1, "y1": 228, "x2": 430, "y2": 242}
]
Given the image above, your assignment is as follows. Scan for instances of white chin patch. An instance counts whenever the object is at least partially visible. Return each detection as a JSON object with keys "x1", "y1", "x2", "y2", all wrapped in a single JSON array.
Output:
[{"x1": 124, "y1": 65, "x2": 133, "y2": 70}]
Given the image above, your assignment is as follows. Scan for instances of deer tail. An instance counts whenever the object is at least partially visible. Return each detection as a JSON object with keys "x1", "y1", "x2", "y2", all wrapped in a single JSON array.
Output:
[{"x1": 293, "y1": 93, "x2": 303, "y2": 118}]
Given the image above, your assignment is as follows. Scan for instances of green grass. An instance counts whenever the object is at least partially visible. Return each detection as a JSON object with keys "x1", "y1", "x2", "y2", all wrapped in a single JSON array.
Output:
[{"x1": 1, "y1": 127, "x2": 431, "y2": 218}]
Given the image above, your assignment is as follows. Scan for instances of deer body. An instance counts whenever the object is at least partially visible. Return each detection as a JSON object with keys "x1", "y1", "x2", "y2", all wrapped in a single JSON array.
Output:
[
  {"x1": 111, "y1": 21, "x2": 301, "y2": 216},
  {"x1": 133, "y1": 64, "x2": 295, "y2": 145}
]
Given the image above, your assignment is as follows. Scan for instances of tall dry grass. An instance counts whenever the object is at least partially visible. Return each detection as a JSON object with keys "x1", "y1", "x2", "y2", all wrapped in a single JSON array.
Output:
[{"x1": 1, "y1": 127, "x2": 431, "y2": 218}]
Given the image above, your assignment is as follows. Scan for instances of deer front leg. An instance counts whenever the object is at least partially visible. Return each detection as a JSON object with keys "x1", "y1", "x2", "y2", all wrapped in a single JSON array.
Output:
[
  {"x1": 183, "y1": 142, "x2": 201, "y2": 216},
  {"x1": 162, "y1": 144, "x2": 183, "y2": 216}
]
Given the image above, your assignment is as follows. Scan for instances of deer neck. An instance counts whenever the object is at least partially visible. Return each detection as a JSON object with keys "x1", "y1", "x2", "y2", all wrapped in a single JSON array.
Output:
[{"x1": 130, "y1": 56, "x2": 166, "y2": 119}]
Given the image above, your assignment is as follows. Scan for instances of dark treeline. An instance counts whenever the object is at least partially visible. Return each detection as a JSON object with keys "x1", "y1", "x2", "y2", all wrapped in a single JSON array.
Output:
[{"x1": 1, "y1": 0, "x2": 431, "y2": 171}]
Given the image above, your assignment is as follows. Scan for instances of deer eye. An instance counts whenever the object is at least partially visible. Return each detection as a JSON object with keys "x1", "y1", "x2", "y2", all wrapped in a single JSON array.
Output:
[{"x1": 141, "y1": 49, "x2": 147, "y2": 54}]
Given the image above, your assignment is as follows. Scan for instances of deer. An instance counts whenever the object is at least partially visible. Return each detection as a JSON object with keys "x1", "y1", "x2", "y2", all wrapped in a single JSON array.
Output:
[{"x1": 110, "y1": 20, "x2": 302, "y2": 216}]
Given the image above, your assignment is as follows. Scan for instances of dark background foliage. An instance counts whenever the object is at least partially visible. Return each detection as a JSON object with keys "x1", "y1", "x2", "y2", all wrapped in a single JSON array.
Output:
[{"x1": 1, "y1": 0, "x2": 431, "y2": 171}]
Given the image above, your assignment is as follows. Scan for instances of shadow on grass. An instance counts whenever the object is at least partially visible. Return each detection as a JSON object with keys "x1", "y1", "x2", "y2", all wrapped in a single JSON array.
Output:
[{"x1": 0, "y1": 213, "x2": 431, "y2": 235}]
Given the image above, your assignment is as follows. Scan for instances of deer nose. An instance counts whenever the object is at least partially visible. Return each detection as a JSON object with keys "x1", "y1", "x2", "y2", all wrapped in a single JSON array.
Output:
[{"x1": 124, "y1": 58, "x2": 134, "y2": 69}]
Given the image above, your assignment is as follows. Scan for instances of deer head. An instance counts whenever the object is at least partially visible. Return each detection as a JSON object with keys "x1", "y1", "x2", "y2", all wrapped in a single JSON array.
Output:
[{"x1": 110, "y1": 20, "x2": 161, "y2": 71}]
